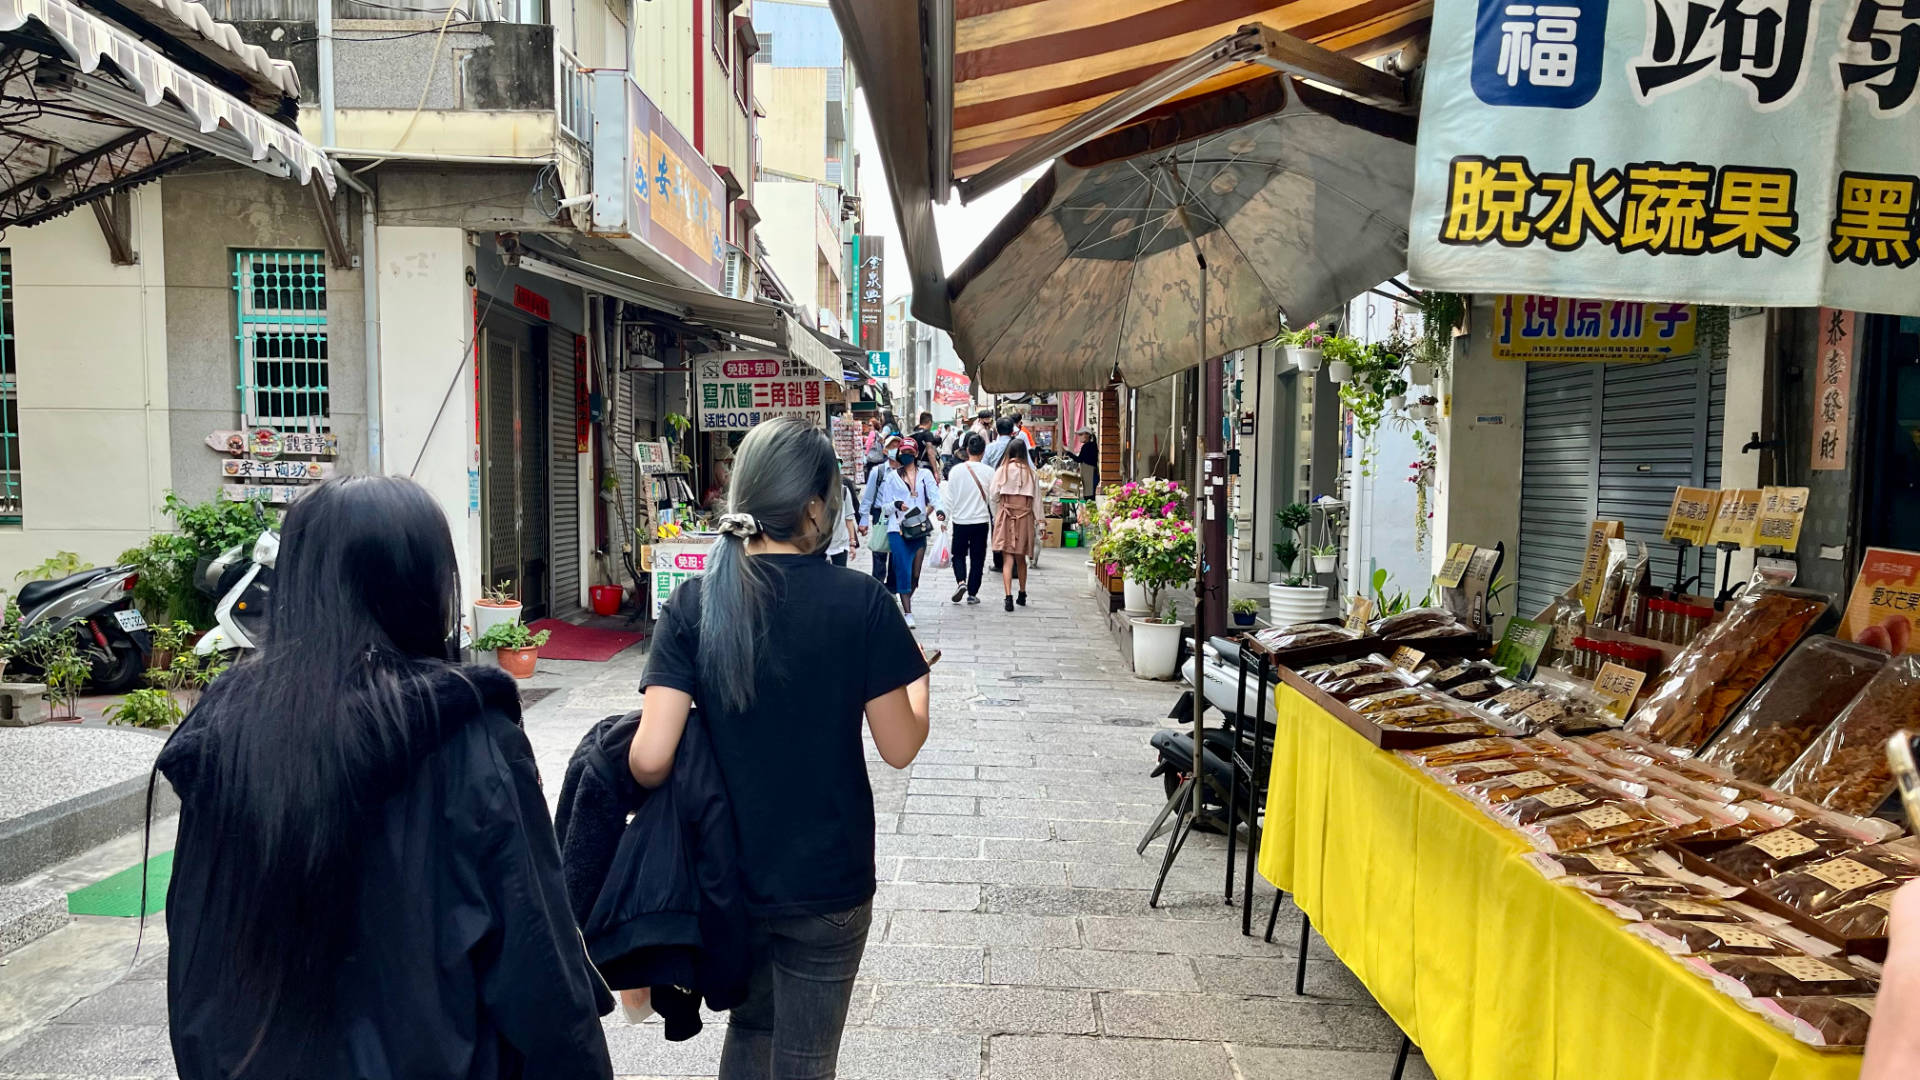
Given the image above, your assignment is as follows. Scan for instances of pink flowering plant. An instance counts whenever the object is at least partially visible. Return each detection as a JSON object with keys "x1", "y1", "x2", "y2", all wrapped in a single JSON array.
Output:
[
  {"x1": 1278, "y1": 322, "x2": 1326, "y2": 349},
  {"x1": 1101, "y1": 517, "x2": 1196, "y2": 613},
  {"x1": 1093, "y1": 478, "x2": 1190, "y2": 583}
]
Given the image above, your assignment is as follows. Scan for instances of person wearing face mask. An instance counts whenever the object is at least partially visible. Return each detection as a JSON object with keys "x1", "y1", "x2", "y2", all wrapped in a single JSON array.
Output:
[{"x1": 873, "y1": 439, "x2": 945, "y2": 628}]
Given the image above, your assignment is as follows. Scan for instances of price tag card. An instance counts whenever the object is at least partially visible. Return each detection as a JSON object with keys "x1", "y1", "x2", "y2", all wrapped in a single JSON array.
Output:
[
  {"x1": 1766, "y1": 956, "x2": 1858, "y2": 983},
  {"x1": 1591, "y1": 662, "x2": 1648, "y2": 721},
  {"x1": 1663, "y1": 487, "x2": 1719, "y2": 546},
  {"x1": 1756, "y1": 486, "x2": 1811, "y2": 552},
  {"x1": 1578, "y1": 521, "x2": 1625, "y2": 619},
  {"x1": 1390, "y1": 646, "x2": 1426, "y2": 671},
  {"x1": 1344, "y1": 595, "x2": 1373, "y2": 633},
  {"x1": 1436, "y1": 543, "x2": 1474, "y2": 588},
  {"x1": 1707, "y1": 489, "x2": 1764, "y2": 547},
  {"x1": 1750, "y1": 829, "x2": 1819, "y2": 860},
  {"x1": 1806, "y1": 857, "x2": 1887, "y2": 892}
]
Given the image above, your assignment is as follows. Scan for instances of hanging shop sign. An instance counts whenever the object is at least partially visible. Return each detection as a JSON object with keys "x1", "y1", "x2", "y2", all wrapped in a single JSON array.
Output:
[
  {"x1": 588, "y1": 72, "x2": 726, "y2": 291},
  {"x1": 205, "y1": 429, "x2": 338, "y2": 458},
  {"x1": 220, "y1": 484, "x2": 309, "y2": 504},
  {"x1": 1839, "y1": 547, "x2": 1920, "y2": 654},
  {"x1": 1409, "y1": 0, "x2": 1920, "y2": 316},
  {"x1": 1491, "y1": 295, "x2": 1696, "y2": 361},
  {"x1": 1813, "y1": 309, "x2": 1855, "y2": 471},
  {"x1": 857, "y1": 236, "x2": 885, "y2": 350},
  {"x1": 220, "y1": 459, "x2": 332, "y2": 481},
  {"x1": 694, "y1": 352, "x2": 826, "y2": 431},
  {"x1": 933, "y1": 369, "x2": 972, "y2": 407},
  {"x1": 867, "y1": 350, "x2": 892, "y2": 377},
  {"x1": 513, "y1": 285, "x2": 551, "y2": 321},
  {"x1": 633, "y1": 440, "x2": 672, "y2": 475}
]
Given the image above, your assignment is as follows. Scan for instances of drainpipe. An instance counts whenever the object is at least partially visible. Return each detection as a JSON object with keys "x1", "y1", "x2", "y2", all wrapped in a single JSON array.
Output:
[
  {"x1": 318, "y1": 0, "x2": 337, "y2": 148},
  {"x1": 331, "y1": 163, "x2": 381, "y2": 472}
]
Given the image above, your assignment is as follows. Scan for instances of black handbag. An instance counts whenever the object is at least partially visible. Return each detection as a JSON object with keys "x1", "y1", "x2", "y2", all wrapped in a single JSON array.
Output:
[{"x1": 897, "y1": 506, "x2": 932, "y2": 541}]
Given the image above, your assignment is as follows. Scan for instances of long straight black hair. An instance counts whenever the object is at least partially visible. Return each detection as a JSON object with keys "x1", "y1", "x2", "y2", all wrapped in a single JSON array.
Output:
[
  {"x1": 698, "y1": 417, "x2": 841, "y2": 712},
  {"x1": 186, "y1": 475, "x2": 466, "y2": 1060}
]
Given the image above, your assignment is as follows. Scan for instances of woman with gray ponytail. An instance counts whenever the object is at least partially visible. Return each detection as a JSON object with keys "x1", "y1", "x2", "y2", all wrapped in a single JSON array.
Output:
[{"x1": 630, "y1": 417, "x2": 932, "y2": 1080}]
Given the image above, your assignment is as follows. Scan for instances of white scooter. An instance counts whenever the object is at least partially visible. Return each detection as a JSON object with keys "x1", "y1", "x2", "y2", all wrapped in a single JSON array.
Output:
[{"x1": 194, "y1": 530, "x2": 278, "y2": 657}]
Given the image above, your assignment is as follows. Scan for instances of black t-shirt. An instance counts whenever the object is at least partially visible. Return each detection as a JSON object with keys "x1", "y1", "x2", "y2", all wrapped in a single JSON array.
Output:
[{"x1": 640, "y1": 555, "x2": 928, "y2": 916}]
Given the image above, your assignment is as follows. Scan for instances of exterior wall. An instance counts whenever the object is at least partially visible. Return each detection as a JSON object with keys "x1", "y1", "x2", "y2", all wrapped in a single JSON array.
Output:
[
  {"x1": 1343, "y1": 295, "x2": 1426, "y2": 597},
  {"x1": 1, "y1": 188, "x2": 172, "y2": 572},
  {"x1": 753, "y1": 0, "x2": 843, "y2": 67},
  {"x1": 703, "y1": 0, "x2": 756, "y2": 190},
  {"x1": 160, "y1": 169, "x2": 370, "y2": 502},
  {"x1": 376, "y1": 226, "x2": 482, "y2": 601},
  {"x1": 1719, "y1": 310, "x2": 1769, "y2": 584},
  {"x1": 755, "y1": 179, "x2": 823, "y2": 319},
  {"x1": 1433, "y1": 296, "x2": 1527, "y2": 605},
  {"x1": 631, "y1": 0, "x2": 697, "y2": 139},
  {"x1": 759, "y1": 67, "x2": 829, "y2": 180}
]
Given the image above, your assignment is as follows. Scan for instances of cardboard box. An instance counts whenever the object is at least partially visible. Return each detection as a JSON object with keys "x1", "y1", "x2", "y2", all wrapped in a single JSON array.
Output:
[{"x1": 1043, "y1": 519, "x2": 1063, "y2": 547}]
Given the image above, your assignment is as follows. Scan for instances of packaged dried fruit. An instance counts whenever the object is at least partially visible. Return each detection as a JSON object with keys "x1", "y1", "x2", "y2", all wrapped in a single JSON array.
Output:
[
  {"x1": 1465, "y1": 764, "x2": 1602, "y2": 805},
  {"x1": 1373, "y1": 607, "x2": 1475, "y2": 641},
  {"x1": 1521, "y1": 850, "x2": 1668, "y2": 880},
  {"x1": 1755, "y1": 838, "x2": 1920, "y2": 917},
  {"x1": 1521, "y1": 797, "x2": 1699, "y2": 852},
  {"x1": 1705, "y1": 823, "x2": 1868, "y2": 884},
  {"x1": 1821, "y1": 890, "x2": 1898, "y2": 939},
  {"x1": 1686, "y1": 953, "x2": 1877, "y2": 998},
  {"x1": 1433, "y1": 757, "x2": 1538, "y2": 787},
  {"x1": 1301, "y1": 656, "x2": 1393, "y2": 685},
  {"x1": 1595, "y1": 893, "x2": 1754, "y2": 922},
  {"x1": 1625, "y1": 586, "x2": 1830, "y2": 751},
  {"x1": 1424, "y1": 659, "x2": 1504, "y2": 691},
  {"x1": 1397, "y1": 738, "x2": 1526, "y2": 768},
  {"x1": 1349, "y1": 688, "x2": 1442, "y2": 715},
  {"x1": 1563, "y1": 874, "x2": 1728, "y2": 900},
  {"x1": 1491, "y1": 783, "x2": 1621, "y2": 827},
  {"x1": 1446, "y1": 678, "x2": 1507, "y2": 704},
  {"x1": 1774, "y1": 654, "x2": 1920, "y2": 816},
  {"x1": 1255, "y1": 623, "x2": 1363, "y2": 652},
  {"x1": 1627, "y1": 919, "x2": 1801, "y2": 956},
  {"x1": 1696, "y1": 636, "x2": 1885, "y2": 784},
  {"x1": 1751, "y1": 996, "x2": 1877, "y2": 1049},
  {"x1": 1322, "y1": 669, "x2": 1420, "y2": 702}
]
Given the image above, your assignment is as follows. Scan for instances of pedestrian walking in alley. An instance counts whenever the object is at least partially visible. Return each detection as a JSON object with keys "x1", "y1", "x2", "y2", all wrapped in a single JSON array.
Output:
[
  {"x1": 992, "y1": 438, "x2": 1038, "y2": 611},
  {"x1": 943, "y1": 432, "x2": 994, "y2": 605},
  {"x1": 982, "y1": 414, "x2": 1018, "y2": 469},
  {"x1": 1073, "y1": 425, "x2": 1100, "y2": 495},
  {"x1": 875, "y1": 438, "x2": 946, "y2": 628},
  {"x1": 858, "y1": 433, "x2": 905, "y2": 588},
  {"x1": 630, "y1": 416, "x2": 932, "y2": 1080},
  {"x1": 155, "y1": 476, "x2": 613, "y2": 1080},
  {"x1": 825, "y1": 475, "x2": 858, "y2": 567}
]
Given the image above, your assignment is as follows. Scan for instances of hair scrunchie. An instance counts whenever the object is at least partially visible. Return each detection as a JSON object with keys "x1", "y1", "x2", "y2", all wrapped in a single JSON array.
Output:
[{"x1": 717, "y1": 513, "x2": 760, "y2": 538}]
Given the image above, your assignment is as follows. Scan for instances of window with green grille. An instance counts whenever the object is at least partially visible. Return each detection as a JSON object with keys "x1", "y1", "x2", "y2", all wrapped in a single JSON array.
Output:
[
  {"x1": 234, "y1": 251, "x2": 329, "y2": 431},
  {"x1": 0, "y1": 249, "x2": 18, "y2": 525}
]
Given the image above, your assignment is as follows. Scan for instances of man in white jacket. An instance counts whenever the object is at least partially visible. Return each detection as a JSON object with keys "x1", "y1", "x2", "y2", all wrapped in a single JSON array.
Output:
[{"x1": 943, "y1": 433, "x2": 996, "y2": 605}]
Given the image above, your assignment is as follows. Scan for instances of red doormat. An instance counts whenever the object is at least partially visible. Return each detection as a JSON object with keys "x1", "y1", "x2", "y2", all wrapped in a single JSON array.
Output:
[{"x1": 525, "y1": 619, "x2": 646, "y2": 662}]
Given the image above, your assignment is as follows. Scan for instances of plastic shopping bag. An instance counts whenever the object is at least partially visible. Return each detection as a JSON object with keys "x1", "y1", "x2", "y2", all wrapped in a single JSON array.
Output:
[
  {"x1": 930, "y1": 529, "x2": 952, "y2": 570},
  {"x1": 619, "y1": 987, "x2": 654, "y2": 1023}
]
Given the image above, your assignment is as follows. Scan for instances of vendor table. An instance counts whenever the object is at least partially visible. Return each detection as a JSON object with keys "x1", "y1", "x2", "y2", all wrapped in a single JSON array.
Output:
[{"x1": 1255, "y1": 683, "x2": 1860, "y2": 1080}]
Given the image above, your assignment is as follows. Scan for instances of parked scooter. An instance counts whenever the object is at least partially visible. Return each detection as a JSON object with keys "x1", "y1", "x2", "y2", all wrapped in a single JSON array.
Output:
[
  {"x1": 194, "y1": 529, "x2": 277, "y2": 658},
  {"x1": 13, "y1": 565, "x2": 152, "y2": 692}
]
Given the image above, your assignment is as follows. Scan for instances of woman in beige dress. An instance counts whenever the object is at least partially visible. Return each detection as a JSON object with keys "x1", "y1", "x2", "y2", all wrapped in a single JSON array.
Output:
[{"x1": 991, "y1": 440, "x2": 1038, "y2": 612}]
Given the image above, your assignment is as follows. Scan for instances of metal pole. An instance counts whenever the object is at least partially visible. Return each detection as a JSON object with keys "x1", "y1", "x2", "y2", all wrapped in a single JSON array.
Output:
[
  {"x1": 317, "y1": 0, "x2": 336, "y2": 149},
  {"x1": 1201, "y1": 352, "x2": 1226, "y2": 639},
  {"x1": 1190, "y1": 240, "x2": 1208, "y2": 834}
]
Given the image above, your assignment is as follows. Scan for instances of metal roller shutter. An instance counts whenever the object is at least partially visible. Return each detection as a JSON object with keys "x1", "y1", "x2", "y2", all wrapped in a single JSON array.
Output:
[
  {"x1": 1518, "y1": 351, "x2": 1725, "y2": 619},
  {"x1": 616, "y1": 374, "x2": 638, "y2": 546},
  {"x1": 549, "y1": 333, "x2": 582, "y2": 617},
  {"x1": 484, "y1": 337, "x2": 518, "y2": 589}
]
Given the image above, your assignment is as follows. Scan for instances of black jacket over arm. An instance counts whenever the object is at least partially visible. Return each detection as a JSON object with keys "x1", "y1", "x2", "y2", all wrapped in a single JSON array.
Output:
[{"x1": 554, "y1": 708, "x2": 751, "y2": 1042}]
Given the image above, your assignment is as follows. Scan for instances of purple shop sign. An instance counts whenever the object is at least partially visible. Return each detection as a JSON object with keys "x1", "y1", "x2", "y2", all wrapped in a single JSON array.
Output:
[{"x1": 590, "y1": 73, "x2": 726, "y2": 291}]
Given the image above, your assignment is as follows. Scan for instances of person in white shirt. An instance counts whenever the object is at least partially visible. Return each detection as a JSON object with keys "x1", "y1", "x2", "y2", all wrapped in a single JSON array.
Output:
[
  {"x1": 943, "y1": 433, "x2": 996, "y2": 605},
  {"x1": 825, "y1": 476, "x2": 858, "y2": 567}
]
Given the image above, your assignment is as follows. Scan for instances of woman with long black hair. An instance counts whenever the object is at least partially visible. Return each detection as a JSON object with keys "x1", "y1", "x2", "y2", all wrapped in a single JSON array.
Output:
[
  {"x1": 873, "y1": 437, "x2": 945, "y2": 628},
  {"x1": 630, "y1": 416, "x2": 932, "y2": 1080},
  {"x1": 158, "y1": 476, "x2": 612, "y2": 1080},
  {"x1": 992, "y1": 438, "x2": 1039, "y2": 611}
]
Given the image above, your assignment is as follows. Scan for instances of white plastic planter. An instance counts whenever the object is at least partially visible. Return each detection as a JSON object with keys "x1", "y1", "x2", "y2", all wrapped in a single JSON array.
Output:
[
  {"x1": 1388, "y1": 393, "x2": 1407, "y2": 411},
  {"x1": 1408, "y1": 361, "x2": 1435, "y2": 385},
  {"x1": 1131, "y1": 618, "x2": 1184, "y2": 679},
  {"x1": 1412, "y1": 402, "x2": 1437, "y2": 420},
  {"x1": 1267, "y1": 583, "x2": 1331, "y2": 626},
  {"x1": 472, "y1": 599, "x2": 522, "y2": 641},
  {"x1": 1289, "y1": 346, "x2": 1323, "y2": 373},
  {"x1": 1327, "y1": 360, "x2": 1353, "y2": 384},
  {"x1": 1123, "y1": 576, "x2": 1151, "y2": 614},
  {"x1": 1312, "y1": 553, "x2": 1338, "y2": 574}
]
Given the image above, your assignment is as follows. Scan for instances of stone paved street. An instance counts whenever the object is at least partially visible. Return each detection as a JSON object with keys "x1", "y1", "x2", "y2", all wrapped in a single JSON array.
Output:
[{"x1": 0, "y1": 550, "x2": 1430, "y2": 1079}]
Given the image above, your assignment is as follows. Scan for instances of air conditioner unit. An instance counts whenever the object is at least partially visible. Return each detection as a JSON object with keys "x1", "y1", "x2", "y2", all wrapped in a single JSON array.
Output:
[{"x1": 722, "y1": 249, "x2": 750, "y2": 299}]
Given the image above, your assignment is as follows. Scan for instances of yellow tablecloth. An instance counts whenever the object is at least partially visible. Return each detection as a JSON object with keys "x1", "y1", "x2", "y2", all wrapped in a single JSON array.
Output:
[{"x1": 1256, "y1": 684, "x2": 1861, "y2": 1080}]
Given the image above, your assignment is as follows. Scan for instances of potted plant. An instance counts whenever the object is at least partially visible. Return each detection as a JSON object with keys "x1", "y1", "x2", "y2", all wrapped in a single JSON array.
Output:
[
  {"x1": 1321, "y1": 333, "x2": 1365, "y2": 384},
  {"x1": 0, "y1": 594, "x2": 19, "y2": 681},
  {"x1": 1267, "y1": 502, "x2": 1329, "y2": 623},
  {"x1": 473, "y1": 580, "x2": 522, "y2": 641},
  {"x1": 1311, "y1": 543, "x2": 1339, "y2": 575},
  {"x1": 1093, "y1": 479, "x2": 1189, "y2": 613},
  {"x1": 1279, "y1": 323, "x2": 1325, "y2": 373},
  {"x1": 475, "y1": 621, "x2": 551, "y2": 680},
  {"x1": 1230, "y1": 597, "x2": 1259, "y2": 627},
  {"x1": 1414, "y1": 290, "x2": 1466, "y2": 388},
  {"x1": 1132, "y1": 601, "x2": 1186, "y2": 680},
  {"x1": 1338, "y1": 341, "x2": 1412, "y2": 478}
]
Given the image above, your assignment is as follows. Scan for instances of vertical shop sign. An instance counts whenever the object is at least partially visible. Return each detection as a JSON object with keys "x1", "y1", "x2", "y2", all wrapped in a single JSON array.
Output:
[
  {"x1": 574, "y1": 335, "x2": 591, "y2": 453},
  {"x1": 858, "y1": 236, "x2": 885, "y2": 350},
  {"x1": 1812, "y1": 309, "x2": 1854, "y2": 471}
]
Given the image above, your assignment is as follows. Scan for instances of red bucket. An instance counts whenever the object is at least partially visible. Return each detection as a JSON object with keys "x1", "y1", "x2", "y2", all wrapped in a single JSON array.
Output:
[{"x1": 590, "y1": 584, "x2": 624, "y2": 616}]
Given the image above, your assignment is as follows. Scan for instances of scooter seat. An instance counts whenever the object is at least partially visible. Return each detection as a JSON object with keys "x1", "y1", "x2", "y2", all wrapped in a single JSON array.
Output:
[
  {"x1": 16, "y1": 568, "x2": 111, "y2": 609},
  {"x1": 1149, "y1": 728, "x2": 1239, "y2": 792}
]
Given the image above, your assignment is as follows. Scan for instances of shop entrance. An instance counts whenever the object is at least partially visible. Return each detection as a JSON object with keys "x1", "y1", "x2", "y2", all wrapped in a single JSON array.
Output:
[{"x1": 480, "y1": 317, "x2": 551, "y2": 619}]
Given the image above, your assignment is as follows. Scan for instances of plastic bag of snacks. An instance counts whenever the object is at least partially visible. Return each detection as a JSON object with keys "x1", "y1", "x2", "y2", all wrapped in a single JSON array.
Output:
[
  {"x1": 1626, "y1": 920, "x2": 1803, "y2": 956},
  {"x1": 1822, "y1": 890, "x2": 1898, "y2": 939},
  {"x1": 1254, "y1": 623, "x2": 1363, "y2": 652},
  {"x1": 1464, "y1": 763, "x2": 1607, "y2": 806},
  {"x1": 1300, "y1": 655, "x2": 1394, "y2": 686},
  {"x1": 1774, "y1": 654, "x2": 1920, "y2": 816},
  {"x1": 1522, "y1": 850, "x2": 1669, "y2": 879},
  {"x1": 1705, "y1": 822, "x2": 1871, "y2": 884},
  {"x1": 1695, "y1": 636, "x2": 1886, "y2": 783},
  {"x1": 1625, "y1": 586, "x2": 1830, "y2": 751},
  {"x1": 1685, "y1": 953, "x2": 1878, "y2": 998},
  {"x1": 1373, "y1": 607, "x2": 1477, "y2": 641},
  {"x1": 1422, "y1": 658, "x2": 1505, "y2": 692},
  {"x1": 1755, "y1": 838, "x2": 1920, "y2": 918},
  {"x1": 1488, "y1": 783, "x2": 1622, "y2": 827},
  {"x1": 1594, "y1": 893, "x2": 1757, "y2": 923},
  {"x1": 1321, "y1": 669, "x2": 1420, "y2": 702},
  {"x1": 1520, "y1": 797, "x2": 1700, "y2": 853},
  {"x1": 1561, "y1": 874, "x2": 1731, "y2": 900},
  {"x1": 1750, "y1": 996, "x2": 1877, "y2": 1049},
  {"x1": 1349, "y1": 688, "x2": 1444, "y2": 715}
]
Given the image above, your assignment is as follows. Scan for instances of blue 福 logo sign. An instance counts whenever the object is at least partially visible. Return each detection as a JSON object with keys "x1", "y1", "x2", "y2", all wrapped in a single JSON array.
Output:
[{"x1": 1471, "y1": 0, "x2": 1607, "y2": 108}]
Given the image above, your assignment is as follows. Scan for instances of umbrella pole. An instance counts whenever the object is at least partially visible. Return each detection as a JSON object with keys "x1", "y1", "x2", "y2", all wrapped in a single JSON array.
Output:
[{"x1": 1190, "y1": 245, "x2": 1208, "y2": 839}]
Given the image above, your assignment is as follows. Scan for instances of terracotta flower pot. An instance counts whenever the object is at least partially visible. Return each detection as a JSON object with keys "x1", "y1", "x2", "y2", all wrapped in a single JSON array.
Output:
[{"x1": 497, "y1": 646, "x2": 538, "y2": 679}]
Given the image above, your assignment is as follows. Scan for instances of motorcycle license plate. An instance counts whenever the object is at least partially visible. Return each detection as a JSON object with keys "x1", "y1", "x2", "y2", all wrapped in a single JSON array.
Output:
[{"x1": 114, "y1": 609, "x2": 148, "y2": 632}]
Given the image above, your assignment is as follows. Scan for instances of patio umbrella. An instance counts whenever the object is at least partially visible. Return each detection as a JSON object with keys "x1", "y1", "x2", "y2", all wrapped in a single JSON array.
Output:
[{"x1": 947, "y1": 75, "x2": 1416, "y2": 394}]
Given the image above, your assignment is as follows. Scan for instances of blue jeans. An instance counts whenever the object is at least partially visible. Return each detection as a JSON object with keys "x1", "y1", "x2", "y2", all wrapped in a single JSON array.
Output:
[
  {"x1": 888, "y1": 531, "x2": 926, "y2": 597},
  {"x1": 717, "y1": 902, "x2": 873, "y2": 1080}
]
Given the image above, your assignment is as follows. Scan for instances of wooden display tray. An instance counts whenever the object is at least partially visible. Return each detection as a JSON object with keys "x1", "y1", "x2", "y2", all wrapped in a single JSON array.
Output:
[
  {"x1": 1277, "y1": 665, "x2": 1499, "y2": 751},
  {"x1": 1237, "y1": 627, "x2": 1385, "y2": 669},
  {"x1": 1666, "y1": 840, "x2": 1889, "y2": 962}
]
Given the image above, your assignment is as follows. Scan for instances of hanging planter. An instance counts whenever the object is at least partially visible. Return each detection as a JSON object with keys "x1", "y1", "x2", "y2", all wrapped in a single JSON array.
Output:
[
  {"x1": 1408, "y1": 361, "x2": 1435, "y2": 386},
  {"x1": 1411, "y1": 402, "x2": 1436, "y2": 421},
  {"x1": 1387, "y1": 393, "x2": 1407, "y2": 412},
  {"x1": 1289, "y1": 346, "x2": 1323, "y2": 373},
  {"x1": 1327, "y1": 360, "x2": 1353, "y2": 384},
  {"x1": 1312, "y1": 552, "x2": 1339, "y2": 574}
]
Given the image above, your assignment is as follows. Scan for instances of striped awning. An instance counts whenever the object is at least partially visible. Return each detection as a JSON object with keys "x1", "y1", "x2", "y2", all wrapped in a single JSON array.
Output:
[{"x1": 951, "y1": 0, "x2": 1430, "y2": 188}]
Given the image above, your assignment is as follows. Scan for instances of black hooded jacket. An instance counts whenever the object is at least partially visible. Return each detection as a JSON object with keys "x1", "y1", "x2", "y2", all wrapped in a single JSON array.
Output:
[
  {"x1": 553, "y1": 708, "x2": 751, "y2": 1042},
  {"x1": 157, "y1": 665, "x2": 614, "y2": 1080}
]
